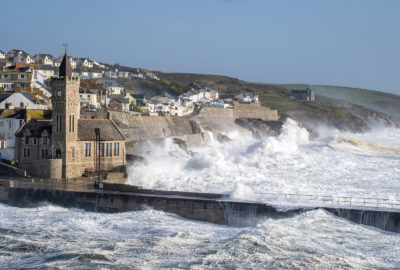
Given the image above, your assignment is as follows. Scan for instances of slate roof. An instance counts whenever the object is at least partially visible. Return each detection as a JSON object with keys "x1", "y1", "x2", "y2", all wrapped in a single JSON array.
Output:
[
  {"x1": 78, "y1": 119, "x2": 125, "y2": 141},
  {"x1": 1, "y1": 66, "x2": 31, "y2": 72},
  {"x1": 15, "y1": 119, "x2": 52, "y2": 137},
  {"x1": 110, "y1": 97, "x2": 129, "y2": 104},
  {"x1": 39, "y1": 65, "x2": 55, "y2": 71},
  {"x1": 0, "y1": 94, "x2": 10, "y2": 103},
  {"x1": 35, "y1": 53, "x2": 54, "y2": 59}
]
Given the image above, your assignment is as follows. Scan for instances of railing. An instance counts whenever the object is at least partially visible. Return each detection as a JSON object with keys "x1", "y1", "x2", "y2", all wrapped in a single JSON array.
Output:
[{"x1": 257, "y1": 192, "x2": 400, "y2": 210}]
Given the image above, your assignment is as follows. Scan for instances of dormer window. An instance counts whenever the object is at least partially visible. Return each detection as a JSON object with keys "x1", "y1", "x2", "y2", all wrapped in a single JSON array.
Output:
[{"x1": 25, "y1": 136, "x2": 29, "y2": 144}]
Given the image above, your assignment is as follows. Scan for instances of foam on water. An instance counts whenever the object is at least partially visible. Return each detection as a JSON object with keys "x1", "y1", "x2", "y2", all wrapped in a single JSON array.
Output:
[
  {"x1": 1, "y1": 203, "x2": 399, "y2": 269},
  {"x1": 127, "y1": 119, "x2": 400, "y2": 206},
  {"x1": 2, "y1": 119, "x2": 400, "y2": 268}
]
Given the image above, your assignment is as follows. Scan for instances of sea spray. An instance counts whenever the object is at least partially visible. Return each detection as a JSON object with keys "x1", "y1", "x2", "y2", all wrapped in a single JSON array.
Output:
[
  {"x1": 230, "y1": 183, "x2": 256, "y2": 201},
  {"x1": 127, "y1": 119, "x2": 400, "y2": 205}
]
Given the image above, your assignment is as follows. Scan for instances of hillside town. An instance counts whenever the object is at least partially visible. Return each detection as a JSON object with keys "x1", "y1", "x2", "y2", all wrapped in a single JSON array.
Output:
[{"x1": 0, "y1": 48, "x2": 268, "y2": 168}]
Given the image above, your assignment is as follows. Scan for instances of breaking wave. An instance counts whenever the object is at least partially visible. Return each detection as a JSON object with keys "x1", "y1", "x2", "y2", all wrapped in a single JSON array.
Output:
[{"x1": 127, "y1": 119, "x2": 400, "y2": 204}]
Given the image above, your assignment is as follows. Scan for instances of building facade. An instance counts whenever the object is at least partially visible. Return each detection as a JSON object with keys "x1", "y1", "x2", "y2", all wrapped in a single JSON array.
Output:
[{"x1": 15, "y1": 53, "x2": 126, "y2": 179}]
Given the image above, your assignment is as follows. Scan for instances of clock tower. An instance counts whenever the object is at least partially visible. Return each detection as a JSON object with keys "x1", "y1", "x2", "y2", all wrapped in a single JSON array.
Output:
[{"x1": 51, "y1": 52, "x2": 81, "y2": 178}]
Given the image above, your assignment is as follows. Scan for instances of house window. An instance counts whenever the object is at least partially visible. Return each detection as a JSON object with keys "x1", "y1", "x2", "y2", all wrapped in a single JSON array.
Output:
[
  {"x1": 33, "y1": 138, "x2": 37, "y2": 144},
  {"x1": 23, "y1": 148, "x2": 30, "y2": 158},
  {"x1": 43, "y1": 136, "x2": 48, "y2": 145},
  {"x1": 113, "y1": 142, "x2": 119, "y2": 156},
  {"x1": 100, "y1": 143, "x2": 104, "y2": 157},
  {"x1": 0, "y1": 141, "x2": 5, "y2": 148},
  {"x1": 105, "y1": 143, "x2": 112, "y2": 156},
  {"x1": 41, "y1": 149, "x2": 48, "y2": 159},
  {"x1": 25, "y1": 136, "x2": 29, "y2": 144},
  {"x1": 84, "y1": 143, "x2": 91, "y2": 157}
]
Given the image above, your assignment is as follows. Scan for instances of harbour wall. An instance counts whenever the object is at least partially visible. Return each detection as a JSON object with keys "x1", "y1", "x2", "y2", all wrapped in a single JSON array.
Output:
[{"x1": 0, "y1": 181, "x2": 399, "y2": 232}]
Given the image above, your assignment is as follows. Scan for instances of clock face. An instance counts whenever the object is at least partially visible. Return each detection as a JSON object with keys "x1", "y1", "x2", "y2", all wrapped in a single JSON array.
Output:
[
  {"x1": 57, "y1": 91, "x2": 62, "y2": 97},
  {"x1": 69, "y1": 91, "x2": 75, "y2": 97}
]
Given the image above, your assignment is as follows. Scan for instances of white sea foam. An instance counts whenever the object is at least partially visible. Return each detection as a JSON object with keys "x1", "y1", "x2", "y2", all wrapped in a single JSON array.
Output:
[
  {"x1": 1, "y1": 203, "x2": 400, "y2": 269},
  {"x1": 2, "y1": 120, "x2": 400, "y2": 268},
  {"x1": 127, "y1": 119, "x2": 400, "y2": 207}
]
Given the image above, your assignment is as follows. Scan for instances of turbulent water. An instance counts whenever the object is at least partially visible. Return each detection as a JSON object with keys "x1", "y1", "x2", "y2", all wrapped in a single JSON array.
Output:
[
  {"x1": 1, "y1": 119, "x2": 400, "y2": 269},
  {"x1": 128, "y1": 119, "x2": 400, "y2": 206}
]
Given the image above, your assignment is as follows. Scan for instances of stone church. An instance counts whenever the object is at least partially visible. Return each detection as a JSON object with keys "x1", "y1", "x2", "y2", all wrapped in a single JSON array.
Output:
[{"x1": 15, "y1": 53, "x2": 126, "y2": 179}]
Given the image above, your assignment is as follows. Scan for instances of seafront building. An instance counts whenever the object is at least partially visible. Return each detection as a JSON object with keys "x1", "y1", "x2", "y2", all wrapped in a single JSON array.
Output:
[{"x1": 14, "y1": 53, "x2": 126, "y2": 179}]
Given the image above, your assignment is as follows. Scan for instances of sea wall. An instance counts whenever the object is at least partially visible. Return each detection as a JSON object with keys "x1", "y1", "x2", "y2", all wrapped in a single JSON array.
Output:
[
  {"x1": 20, "y1": 159, "x2": 62, "y2": 179},
  {"x1": 3, "y1": 185, "x2": 293, "y2": 226},
  {"x1": 109, "y1": 112, "x2": 201, "y2": 142},
  {"x1": 2, "y1": 182, "x2": 400, "y2": 232},
  {"x1": 192, "y1": 102, "x2": 279, "y2": 133}
]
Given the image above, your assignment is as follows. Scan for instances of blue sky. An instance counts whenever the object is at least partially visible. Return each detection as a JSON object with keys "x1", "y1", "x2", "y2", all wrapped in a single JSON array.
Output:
[{"x1": 1, "y1": 0, "x2": 399, "y2": 94}]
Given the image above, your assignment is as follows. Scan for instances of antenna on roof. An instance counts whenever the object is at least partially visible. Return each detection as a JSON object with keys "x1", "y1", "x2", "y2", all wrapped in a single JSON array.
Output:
[{"x1": 62, "y1": 43, "x2": 69, "y2": 54}]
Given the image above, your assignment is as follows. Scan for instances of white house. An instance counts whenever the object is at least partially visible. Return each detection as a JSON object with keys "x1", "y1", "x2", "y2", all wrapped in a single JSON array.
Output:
[
  {"x1": 80, "y1": 71, "x2": 90, "y2": 79},
  {"x1": 80, "y1": 91, "x2": 99, "y2": 108},
  {"x1": 118, "y1": 71, "x2": 130, "y2": 78},
  {"x1": 235, "y1": 94, "x2": 259, "y2": 103},
  {"x1": 34, "y1": 66, "x2": 54, "y2": 79},
  {"x1": 145, "y1": 72, "x2": 159, "y2": 80},
  {"x1": 0, "y1": 92, "x2": 48, "y2": 110},
  {"x1": 31, "y1": 70, "x2": 52, "y2": 97},
  {"x1": 13, "y1": 54, "x2": 34, "y2": 65},
  {"x1": 200, "y1": 87, "x2": 219, "y2": 101},
  {"x1": 0, "y1": 111, "x2": 25, "y2": 161},
  {"x1": 93, "y1": 61, "x2": 106, "y2": 68},
  {"x1": 104, "y1": 71, "x2": 118, "y2": 78},
  {"x1": 34, "y1": 53, "x2": 54, "y2": 66},
  {"x1": 88, "y1": 72, "x2": 102, "y2": 79},
  {"x1": 76, "y1": 57, "x2": 93, "y2": 68},
  {"x1": 0, "y1": 50, "x2": 5, "y2": 60},
  {"x1": 99, "y1": 79, "x2": 124, "y2": 95}
]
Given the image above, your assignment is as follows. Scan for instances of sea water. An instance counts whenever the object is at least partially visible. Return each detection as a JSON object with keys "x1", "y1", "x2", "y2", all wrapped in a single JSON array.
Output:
[{"x1": 1, "y1": 119, "x2": 400, "y2": 269}]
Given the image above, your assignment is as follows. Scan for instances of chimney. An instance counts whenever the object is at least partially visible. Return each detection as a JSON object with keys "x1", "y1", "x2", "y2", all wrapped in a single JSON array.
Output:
[{"x1": 15, "y1": 62, "x2": 25, "y2": 69}]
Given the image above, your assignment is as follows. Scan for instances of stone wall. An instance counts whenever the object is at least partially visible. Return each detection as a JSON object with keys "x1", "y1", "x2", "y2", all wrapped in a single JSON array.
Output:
[
  {"x1": 110, "y1": 103, "x2": 279, "y2": 155},
  {"x1": 109, "y1": 112, "x2": 201, "y2": 142},
  {"x1": 20, "y1": 159, "x2": 62, "y2": 179}
]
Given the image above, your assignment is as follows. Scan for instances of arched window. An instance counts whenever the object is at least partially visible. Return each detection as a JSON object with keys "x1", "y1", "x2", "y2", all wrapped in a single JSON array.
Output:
[
  {"x1": 71, "y1": 148, "x2": 75, "y2": 158},
  {"x1": 20, "y1": 102, "x2": 24, "y2": 108}
]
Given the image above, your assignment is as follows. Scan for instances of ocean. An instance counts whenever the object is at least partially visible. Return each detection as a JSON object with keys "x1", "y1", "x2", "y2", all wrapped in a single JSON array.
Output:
[{"x1": 1, "y1": 119, "x2": 399, "y2": 269}]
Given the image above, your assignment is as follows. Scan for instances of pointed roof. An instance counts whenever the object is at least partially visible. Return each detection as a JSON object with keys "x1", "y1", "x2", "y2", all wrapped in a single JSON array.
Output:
[{"x1": 59, "y1": 52, "x2": 72, "y2": 77}]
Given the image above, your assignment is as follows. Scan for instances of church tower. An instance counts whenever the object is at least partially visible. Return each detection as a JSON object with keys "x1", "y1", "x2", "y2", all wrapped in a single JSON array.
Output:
[{"x1": 51, "y1": 52, "x2": 81, "y2": 178}]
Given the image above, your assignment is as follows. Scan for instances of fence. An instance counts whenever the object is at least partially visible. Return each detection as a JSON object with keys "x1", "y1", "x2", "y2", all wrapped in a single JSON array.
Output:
[{"x1": 257, "y1": 192, "x2": 400, "y2": 209}]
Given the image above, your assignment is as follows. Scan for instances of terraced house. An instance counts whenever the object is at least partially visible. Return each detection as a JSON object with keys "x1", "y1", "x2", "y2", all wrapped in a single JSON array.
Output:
[{"x1": 0, "y1": 64, "x2": 32, "y2": 92}]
